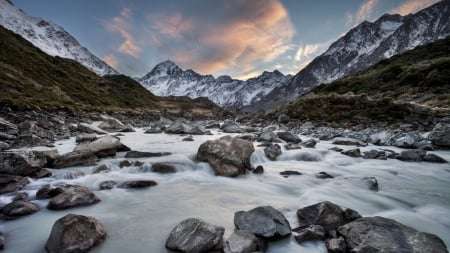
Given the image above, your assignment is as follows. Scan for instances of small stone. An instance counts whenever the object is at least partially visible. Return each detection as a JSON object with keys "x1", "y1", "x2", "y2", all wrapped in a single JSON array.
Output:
[
  {"x1": 264, "y1": 144, "x2": 282, "y2": 161},
  {"x1": 182, "y1": 136, "x2": 194, "y2": 141},
  {"x1": 119, "y1": 160, "x2": 133, "y2": 168},
  {"x1": 3, "y1": 200, "x2": 39, "y2": 220},
  {"x1": 398, "y1": 149, "x2": 426, "y2": 162},
  {"x1": 252, "y1": 165, "x2": 264, "y2": 174},
  {"x1": 93, "y1": 164, "x2": 111, "y2": 173},
  {"x1": 316, "y1": 171, "x2": 334, "y2": 179},
  {"x1": 99, "y1": 180, "x2": 117, "y2": 190},
  {"x1": 302, "y1": 139, "x2": 317, "y2": 148}
]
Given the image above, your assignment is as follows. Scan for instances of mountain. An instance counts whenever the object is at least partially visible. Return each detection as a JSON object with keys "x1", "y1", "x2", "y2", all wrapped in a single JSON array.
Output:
[
  {"x1": 249, "y1": 0, "x2": 450, "y2": 111},
  {"x1": 268, "y1": 36, "x2": 450, "y2": 125},
  {"x1": 138, "y1": 60, "x2": 291, "y2": 108},
  {"x1": 0, "y1": 0, "x2": 118, "y2": 76},
  {"x1": 0, "y1": 25, "x2": 221, "y2": 117}
]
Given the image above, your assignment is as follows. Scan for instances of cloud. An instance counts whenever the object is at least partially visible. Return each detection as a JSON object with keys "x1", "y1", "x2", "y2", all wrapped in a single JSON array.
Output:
[
  {"x1": 346, "y1": 0, "x2": 378, "y2": 27},
  {"x1": 148, "y1": 12, "x2": 194, "y2": 39},
  {"x1": 104, "y1": 8, "x2": 141, "y2": 58},
  {"x1": 101, "y1": 54, "x2": 118, "y2": 68},
  {"x1": 391, "y1": 0, "x2": 440, "y2": 15},
  {"x1": 295, "y1": 44, "x2": 321, "y2": 61}
]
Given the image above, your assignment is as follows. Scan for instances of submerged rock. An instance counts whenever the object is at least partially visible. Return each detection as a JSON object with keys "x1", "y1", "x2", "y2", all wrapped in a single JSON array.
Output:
[
  {"x1": 252, "y1": 165, "x2": 264, "y2": 174},
  {"x1": 294, "y1": 225, "x2": 325, "y2": 243},
  {"x1": 224, "y1": 230, "x2": 266, "y2": 253},
  {"x1": 165, "y1": 218, "x2": 224, "y2": 253},
  {"x1": 2, "y1": 200, "x2": 39, "y2": 220},
  {"x1": 316, "y1": 171, "x2": 334, "y2": 179},
  {"x1": 45, "y1": 214, "x2": 106, "y2": 253},
  {"x1": 280, "y1": 170, "x2": 302, "y2": 177},
  {"x1": 92, "y1": 164, "x2": 111, "y2": 174},
  {"x1": 47, "y1": 185, "x2": 100, "y2": 210},
  {"x1": 264, "y1": 144, "x2": 282, "y2": 161},
  {"x1": 302, "y1": 139, "x2": 317, "y2": 148}
]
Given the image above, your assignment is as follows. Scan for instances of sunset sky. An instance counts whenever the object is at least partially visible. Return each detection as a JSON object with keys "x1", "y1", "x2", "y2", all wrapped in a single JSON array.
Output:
[{"x1": 12, "y1": 0, "x2": 440, "y2": 79}]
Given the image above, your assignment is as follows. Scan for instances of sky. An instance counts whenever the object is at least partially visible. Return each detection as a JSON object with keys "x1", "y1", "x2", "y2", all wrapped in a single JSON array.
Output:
[{"x1": 12, "y1": 0, "x2": 440, "y2": 80}]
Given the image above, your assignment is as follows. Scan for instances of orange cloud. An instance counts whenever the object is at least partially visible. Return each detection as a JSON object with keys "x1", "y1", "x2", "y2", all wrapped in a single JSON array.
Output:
[
  {"x1": 101, "y1": 54, "x2": 118, "y2": 68},
  {"x1": 104, "y1": 8, "x2": 141, "y2": 58},
  {"x1": 346, "y1": 0, "x2": 378, "y2": 27},
  {"x1": 391, "y1": 0, "x2": 440, "y2": 15},
  {"x1": 149, "y1": 12, "x2": 194, "y2": 39}
]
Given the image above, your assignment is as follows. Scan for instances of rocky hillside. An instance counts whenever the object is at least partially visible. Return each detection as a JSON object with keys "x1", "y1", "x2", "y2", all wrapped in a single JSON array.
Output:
[
  {"x1": 139, "y1": 60, "x2": 291, "y2": 108},
  {"x1": 269, "y1": 36, "x2": 450, "y2": 126},
  {"x1": 0, "y1": 0, "x2": 118, "y2": 76},
  {"x1": 250, "y1": 0, "x2": 450, "y2": 111}
]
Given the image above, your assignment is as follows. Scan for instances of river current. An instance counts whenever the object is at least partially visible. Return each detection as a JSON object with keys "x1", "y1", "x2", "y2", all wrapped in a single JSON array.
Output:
[{"x1": 1, "y1": 129, "x2": 449, "y2": 253}]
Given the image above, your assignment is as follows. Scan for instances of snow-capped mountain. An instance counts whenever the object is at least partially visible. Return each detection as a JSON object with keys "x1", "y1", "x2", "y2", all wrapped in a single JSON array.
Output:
[
  {"x1": 249, "y1": 0, "x2": 450, "y2": 111},
  {"x1": 139, "y1": 60, "x2": 291, "y2": 108},
  {"x1": 0, "y1": 0, "x2": 118, "y2": 76}
]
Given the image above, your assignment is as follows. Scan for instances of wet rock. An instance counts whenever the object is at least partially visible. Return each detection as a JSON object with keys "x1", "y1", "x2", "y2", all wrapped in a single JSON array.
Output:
[
  {"x1": 222, "y1": 121, "x2": 243, "y2": 133},
  {"x1": 75, "y1": 133, "x2": 97, "y2": 143},
  {"x1": 285, "y1": 143, "x2": 302, "y2": 150},
  {"x1": 296, "y1": 201, "x2": 361, "y2": 231},
  {"x1": 429, "y1": 123, "x2": 450, "y2": 149},
  {"x1": 77, "y1": 123, "x2": 108, "y2": 134},
  {"x1": 397, "y1": 149, "x2": 426, "y2": 162},
  {"x1": 359, "y1": 177, "x2": 379, "y2": 191},
  {"x1": 197, "y1": 136, "x2": 254, "y2": 177},
  {"x1": 144, "y1": 126, "x2": 163, "y2": 134},
  {"x1": 0, "y1": 149, "x2": 47, "y2": 176},
  {"x1": 182, "y1": 136, "x2": 194, "y2": 141},
  {"x1": 393, "y1": 133, "x2": 420, "y2": 149},
  {"x1": 264, "y1": 144, "x2": 282, "y2": 161},
  {"x1": 280, "y1": 170, "x2": 302, "y2": 177},
  {"x1": 93, "y1": 164, "x2": 111, "y2": 174},
  {"x1": 119, "y1": 160, "x2": 133, "y2": 168},
  {"x1": 326, "y1": 237, "x2": 347, "y2": 253},
  {"x1": 257, "y1": 130, "x2": 278, "y2": 143},
  {"x1": 117, "y1": 124, "x2": 135, "y2": 133},
  {"x1": 53, "y1": 150, "x2": 98, "y2": 169},
  {"x1": 294, "y1": 225, "x2": 325, "y2": 243},
  {"x1": 3, "y1": 200, "x2": 39, "y2": 220},
  {"x1": 125, "y1": 150, "x2": 171, "y2": 158},
  {"x1": 362, "y1": 149, "x2": 387, "y2": 160},
  {"x1": 341, "y1": 148, "x2": 361, "y2": 158},
  {"x1": 52, "y1": 171, "x2": 85, "y2": 180},
  {"x1": 203, "y1": 121, "x2": 221, "y2": 129},
  {"x1": 118, "y1": 180, "x2": 157, "y2": 189},
  {"x1": 338, "y1": 216, "x2": 448, "y2": 253},
  {"x1": 33, "y1": 168, "x2": 53, "y2": 178},
  {"x1": 316, "y1": 171, "x2": 334, "y2": 179},
  {"x1": 166, "y1": 120, "x2": 207, "y2": 135},
  {"x1": 234, "y1": 206, "x2": 291, "y2": 239},
  {"x1": 36, "y1": 186, "x2": 53, "y2": 199},
  {"x1": 277, "y1": 132, "x2": 301, "y2": 143},
  {"x1": 252, "y1": 165, "x2": 264, "y2": 174},
  {"x1": 151, "y1": 163, "x2": 176, "y2": 173},
  {"x1": 74, "y1": 135, "x2": 123, "y2": 158},
  {"x1": 99, "y1": 180, "x2": 117, "y2": 190},
  {"x1": 98, "y1": 116, "x2": 125, "y2": 131},
  {"x1": 45, "y1": 214, "x2": 106, "y2": 253},
  {"x1": 0, "y1": 174, "x2": 29, "y2": 194},
  {"x1": 302, "y1": 139, "x2": 317, "y2": 148},
  {"x1": 134, "y1": 161, "x2": 144, "y2": 166},
  {"x1": 329, "y1": 146, "x2": 343, "y2": 152},
  {"x1": 165, "y1": 218, "x2": 225, "y2": 253},
  {"x1": 47, "y1": 185, "x2": 100, "y2": 210},
  {"x1": 0, "y1": 141, "x2": 9, "y2": 151},
  {"x1": 13, "y1": 192, "x2": 28, "y2": 201},
  {"x1": 332, "y1": 137, "x2": 367, "y2": 147},
  {"x1": 224, "y1": 230, "x2": 266, "y2": 253},
  {"x1": 423, "y1": 153, "x2": 448, "y2": 163}
]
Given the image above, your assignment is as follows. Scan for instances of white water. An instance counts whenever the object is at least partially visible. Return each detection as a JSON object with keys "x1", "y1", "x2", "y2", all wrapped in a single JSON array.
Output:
[{"x1": 1, "y1": 129, "x2": 449, "y2": 253}]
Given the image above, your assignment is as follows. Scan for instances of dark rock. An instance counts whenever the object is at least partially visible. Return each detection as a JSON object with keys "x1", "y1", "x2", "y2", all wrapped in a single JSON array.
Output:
[
  {"x1": 294, "y1": 225, "x2": 325, "y2": 243},
  {"x1": 332, "y1": 137, "x2": 367, "y2": 147},
  {"x1": 93, "y1": 164, "x2": 111, "y2": 173},
  {"x1": 12, "y1": 134, "x2": 52, "y2": 148},
  {"x1": 119, "y1": 160, "x2": 132, "y2": 168},
  {"x1": 252, "y1": 165, "x2": 264, "y2": 174},
  {"x1": 296, "y1": 201, "x2": 361, "y2": 231},
  {"x1": 234, "y1": 206, "x2": 291, "y2": 239},
  {"x1": 360, "y1": 177, "x2": 379, "y2": 191},
  {"x1": 3, "y1": 200, "x2": 39, "y2": 220},
  {"x1": 224, "y1": 230, "x2": 266, "y2": 253},
  {"x1": 53, "y1": 150, "x2": 98, "y2": 169},
  {"x1": 302, "y1": 139, "x2": 317, "y2": 148},
  {"x1": 45, "y1": 214, "x2": 106, "y2": 253},
  {"x1": 316, "y1": 171, "x2": 334, "y2": 179},
  {"x1": 125, "y1": 150, "x2": 171, "y2": 158},
  {"x1": 47, "y1": 185, "x2": 100, "y2": 210},
  {"x1": 285, "y1": 143, "x2": 302, "y2": 150},
  {"x1": 264, "y1": 144, "x2": 282, "y2": 161},
  {"x1": 362, "y1": 149, "x2": 387, "y2": 160},
  {"x1": 341, "y1": 148, "x2": 361, "y2": 158},
  {"x1": 423, "y1": 153, "x2": 448, "y2": 163},
  {"x1": 151, "y1": 163, "x2": 176, "y2": 173},
  {"x1": 13, "y1": 192, "x2": 28, "y2": 201},
  {"x1": 134, "y1": 161, "x2": 144, "y2": 166},
  {"x1": 182, "y1": 136, "x2": 194, "y2": 141},
  {"x1": 197, "y1": 136, "x2": 254, "y2": 177},
  {"x1": 398, "y1": 149, "x2": 426, "y2": 162},
  {"x1": 118, "y1": 180, "x2": 157, "y2": 189},
  {"x1": 277, "y1": 132, "x2": 301, "y2": 143},
  {"x1": 99, "y1": 180, "x2": 117, "y2": 190},
  {"x1": 144, "y1": 126, "x2": 163, "y2": 134},
  {"x1": 329, "y1": 147, "x2": 343, "y2": 152},
  {"x1": 0, "y1": 174, "x2": 29, "y2": 194},
  {"x1": 257, "y1": 130, "x2": 277, "y2": 143},
  {"x1": 77, "y1": 123, "x2": 108, "y2": 134},
  {"x1": 0, "y1": 149, "x2": 46, "y2": 176},
  {"x1": 280, "y1": 170, "x2": 302, "y2": 177},
  {"x1": 222, "y1": 121, "x2": 243, "y2": 133},
  {"x1": 429, "y1": 124, "x2": 450, "y2": 149},
  {"x1": 75, "y1": 133, "x2": 97, "y2": 143},
  {"x1": 32, "y1": 168, "x2": 52, "y2": 178},
  {"x1": 338, "y1": 216, "x2": 448, "y2": 253},
  {"x1": 326, "y1": 237, "x2": 347, "y2": 253},
  {"x1": 165, "y1": 218, "x2": 224, "y2": 253},
  {"x1": 36, "y1": 186, "x2": 52, "y2": 199}
]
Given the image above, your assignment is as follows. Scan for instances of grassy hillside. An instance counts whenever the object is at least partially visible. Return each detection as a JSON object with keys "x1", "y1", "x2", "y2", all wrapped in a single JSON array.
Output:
[
  {"x1": 0, "y1": 26, "x2": 219, "y2": 117},
  {"x1": 272, "y1": 36, "x2": 450, "y2": 125}
]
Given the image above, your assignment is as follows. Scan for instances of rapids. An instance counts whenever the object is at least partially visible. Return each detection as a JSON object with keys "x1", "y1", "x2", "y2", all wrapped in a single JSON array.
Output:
[{"x1": 1, "y1": 129, "x2": 449, "y2": 253}]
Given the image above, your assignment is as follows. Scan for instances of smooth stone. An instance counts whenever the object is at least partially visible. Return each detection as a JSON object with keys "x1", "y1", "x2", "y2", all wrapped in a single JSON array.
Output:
[
  {"x1": 119, "y1": 160, "x2": 132, "y2": 168},
  {"x1": 2, "y1": 200, "x2": 39, "y2": 220},
  {"x1": 252, "y1": 165, "x2": 264, "y2": 174},
  {"x1": 124, "y1": 151, "x2": 171, "y2": 158},
  {"x1": 99, "y1": 180, "x2": 117, "y2": 190},
  {"x1": 47, "y1": 185, "x2": 100, "y2": 210},
  {"x1": 151, "y1": 163, "x2": 176, "y2": 173},
  {"x1": 52, "y1": 150, "x2": 98, "y2": 169},
  {"x1": 397, "y1": 149, "x2": 426, "y2": 162},
  {"x1": 341, "y1": 148, "x2": 361, "y2": 158},
  {"x1": 423, "y1": 153, "x2": 448, "y2": 163},
  {"x1": 92, "y1": 164, "x2": 111, "y2": 174},
  {"x1": 264, "y1": 144, "x2": 282, "y2": 161},
  {"x1": 316, "y1": 171, "x2": 334, "y2": 179},
  {"x1": 280, "y1": 170, "x2": 302, "y2": 177},
  {"x1": 118, "y1": 180, "x2": 157, "y2": 189},
  {"x1": 0, "y1": 174, "x2": 29, "y2": 194},
  {"x1": 302, "y1": 139, "x2": 317, "y2": 148},
  {"x1": 277, "y1": 131, "x2": 301, "y2": 144},
  {"x1": 224, "y1": 230, "x2": 267, "y2": 253}
]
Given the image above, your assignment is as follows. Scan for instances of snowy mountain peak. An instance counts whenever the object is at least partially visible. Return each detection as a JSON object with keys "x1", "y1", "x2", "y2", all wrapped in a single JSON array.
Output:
[{"x1": 0, "y1": 0, "x2": 118, "y2": 76}]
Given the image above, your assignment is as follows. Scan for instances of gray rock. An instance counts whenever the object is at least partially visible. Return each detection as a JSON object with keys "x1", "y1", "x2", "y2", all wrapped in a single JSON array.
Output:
[
  {"x1": 53, "y1": 150, "x2": 98, "y2": 169},
  {"x1": 197, "y1": 136, "x2": 254, "y2": 177},
  {"x1": 359, "y1": 177, "x2": 379, "y2": 191},
  {"x1": 341, "y1": 148, "x2": 361, "y2": 158},
  {"x1": 0, "y1": 174, "x2": 29, "y2": 194},
  {"x1": 151, "y1": 163, "x2": 176, "y2": 173},
  {"x1": 264, "y1": 144, "x2": 282, "y2": 161},
  {"x1": 144, "y1": 126, "x2": 163, "y2": 134},
  {"x1": 45, "y1": 214, "x2": 106, "y2": 253},
  {"x1": 0, "y1": 149, "x2": 47, "y2": 176},
  {"x1": 429, "y1": 124, "x2": 450, "y2": 149},
  {"x1": 166, "y1": 120, "x2": 207, "y2": 135},
  {"x1": 332, "y1": 137, "x2": 367, "y2": 147},
  {"x1": 224, "y1": 230, "x2": 266, "y2": 253},
  {"x1": 363, "y1": 149, "x2": 386, "y2": 160},
  {"x1": 258, "y1": 130, "x2": 277, "y2": 143},
  {"x1": 302, "y1": 139, "x2": 317, "y2": 148},
  {"x1": 74, "y1": 135, "x2": 123, "y2": 158},
  {"x1": 398, "y1": 149, "x2": 426, "y2": 162},
  {"x1": 165, "y1": 218, "x2": 225, "y2": 253},
  {"x1": 329, "y1": 147, "x2": 343, "y2": 152},
  {"x1": 393, "y1": 134, "x2": 420, "y2": 149},
  {"x1": 338, "y1": 216, "x2": 448, "y2": 253},
  {"x1": 93, "y1": 164, "x2": 111, "y2": 174},
  {"x1": 124, "y1": 150, "x2": 171, "y2": 158},
  {"x1": 119, "y1": 160, "x2": 132, "y2": 168},
  {"x1": 47, "y1": 185, "x2": 100, "y2": 210},
  {"x1": 75, "y1": 133, "x2": 97, "y2": 143},
  {"x1": 277, "y1": 132, "x2": 301, "y2": 143},
  {"x1": 222, "y1": 121, "x2": 243, "y2": 133},
  {"x1": 325, "y1": 237, "x2": 347, "y2": 253},
  {"x1": 234, "y1": 206, "x2": 291, "y2": 239},
  {"x1": 182, "y1": 136, "x2": 194, "y2": 141},
  {"x1": 0, "y1": 118, "x2": 17, "y2": 133},
  {"x1": 77, "y1": 123, "x2": 108, "y2": 134},
  {"x1": 316, "y1": 171, "x2": 334, "y2": 179},
  {"x1": 99, "y1": 180, "x2": 117, "y2": 190},
  {"x1": 423, "y1": 153, "x2": 448, "y2": 163},
  {"x1": 118, "y1": 180, "x2": 157, "y2": 189},
  {"x1": 13, "y1": 192, "x2": 28, "y2": 201},
  {"x1": 0, "y1": 141, "x2": 9, "y2": 151},
  {"x1": 98, "y1": 116, "x2": 125, "y2": 131},
  {"x1": 294, "y1": 225, "x2": 325, "y2": 243},
  {"x1": 296, "y1": 201, "x2": 361, "y2": 231},
  {"x1": 285, "y1": 143, "x2": 302, "y2": 150},
  {"x1": 2, "y1": 200, "x2": 39, "y2": 220},
  {"x1": 117, "y1": 124, "x2": 135, "y2": 133}
]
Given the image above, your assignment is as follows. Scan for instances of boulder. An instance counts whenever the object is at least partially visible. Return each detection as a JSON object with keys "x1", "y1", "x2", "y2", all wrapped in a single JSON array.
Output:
[
  {"x1": 302, "y1": 139, "x2": 317, "y2": 148},
  {"x1": 2, "y1": 200, "x2": 39, "y2": 220},
  {"x1": 74, "y1": 135, "x2": 123, "y2": 158},
  {"x1": 429, "y1": 124, "x2": 450, "y2": 149},
  {"x1": 98, "y1": 116, "x2": 125, "y2": 131},
  {"x1": 182, "y1": 136, "x2": 194, "y2": 142},
  {"x1": 397, "y1": 149, "x2": 426, "y2": 162},
  {"x1": 99, "y1": 181, "x2": 117, "y2": 190},
  {"x1": 0, "y1": 174, "x2": 29, "y2": 194},
  {"x1": 92, "y1": 164, "x2": 111, "y2": 174},
  {"x1": 326, "y1": 237, "x2": 347, "y2": 253},
  {"x1": 224, "y1": 230, "x2": 266, "y2": 253},
  {"x1": 294, "y1": 225, "x2": 325, "y2": 243},
  {"x1": 0, "y1": 149, "x2": 46, "y2": 176},
  {"x1": 47, "y1": 185, "x2": 100, "y2": 210},
  {"x1": 166, "y1": 120, "x2": 206, "y2": 135},
  {"x1": 75, "y1": 133, "x2": 97, "y2": 143},
  {"x1": 119, "y1": 160, "x2": 133, "y2": 168},
  {"x1": 332, "y1": 137, "x2": 367, "y2": 147},
  {"x1": 423, "y1": 153, "x2": 448, "y2": 163},
  {"x1": 296, "y1": 201, "x2": 361, "y2": 231},
  {"x1": 77, "y1": 123, "x2": 108, "y2": 134},
  {"x1": 264, "y1": 144, "x2": 282, "y2": 161},
  {"x1": 393, "y1": 134, "x2": 420, "y2": 149},
  {"x1": 338, "y1": 216, "x2": 448, "y2": 253},
  {"x1": 341, "y1": 148, "x2": 361, "y2": 158},
  {"x1": 151, "y1": 163, "x2": 176, "y2": 173},
  {"x1": 234, "y1": 206, "x2": 291, "y2": 239},
  {"x1": 197, "y1": 136, "x2": 254, "y2": 177},
  {"x1": 257, "y1": 130, "x2": 278, "y2": 143},
  {"x1": 165, "y1": 218, "x2": 225, "y2": 253},
  {"x1": 36, "y1": 186, "x2": 60, "y2": 200},
  {"x1": 125, "y1": 150, "x2": 171, "y2": 158},
  {"x1": 221, "y1": 121, "x2": 243, "y2": 133},
  {"x1": 52, "y1": 150, "x2": 98, "y2": 169},
  {"x1": 118, "y1": 180, "x2": 157, "y2": 189},
  {"x1": 45, "y1": 214, "x2": 106, "y2": 253}
]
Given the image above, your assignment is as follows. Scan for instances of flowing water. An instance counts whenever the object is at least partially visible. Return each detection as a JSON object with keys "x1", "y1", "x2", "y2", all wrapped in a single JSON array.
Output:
[{"x1": 1, "y1": 129, "x2": 449, "y2": 253}]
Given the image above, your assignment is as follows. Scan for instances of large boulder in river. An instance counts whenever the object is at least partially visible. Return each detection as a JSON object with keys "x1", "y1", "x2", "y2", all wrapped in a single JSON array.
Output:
[
  {"x1": 234, "y1": 206, "x2": 291, "y2": 239},
  {"x1": 197, "y1": 136, "x2": 254, "y2": 177},
  {"x1": 0, "y1": 174, "x2": 29, "y2": 194},
  {"x1": 165, "y1": 218, "x2": 225, "y2": 253},
  {"x1": 53, "y1": 150, "x2": 98, "y2": 169},
  {"x1": 0, "y1": 149, "x2": 46, "y2": 176},
  {"x1": 296, "y1": 201, "x2": 361, "y2": 231},
  {"x1": 47, "y1": 185, "x2": 100, "y2": 210},
  {"x1": 74, "y1": 135, "x2": 124, "y2": 158},
  {"x1": 45, "y1": 214, "x2": 106, "y2": 253},
  {"x1": 224, "y1": 230, "x2": 266, "y2": 253},
  {"x1": 338, "y1": 216, "x2": 447, "y2": 253}
]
